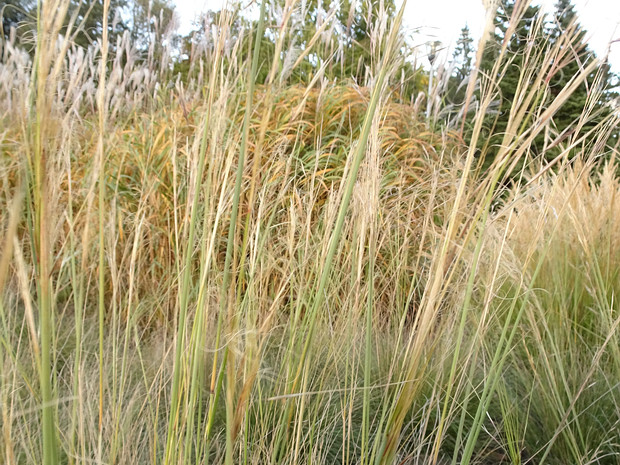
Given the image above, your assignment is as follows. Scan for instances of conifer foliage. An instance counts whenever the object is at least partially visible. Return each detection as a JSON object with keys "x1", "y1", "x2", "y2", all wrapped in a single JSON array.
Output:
[
  {"x1": 546, "y1": 0, "x2": 618, "y2": 146},
  {"x1": 474, "y1": 0, "x2": 618, "y2": 171}
]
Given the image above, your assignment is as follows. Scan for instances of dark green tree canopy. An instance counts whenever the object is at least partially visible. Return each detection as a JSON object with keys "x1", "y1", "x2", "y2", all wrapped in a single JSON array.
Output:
[
  {"x1": 0, "y1": 0, "x2": 174, "y2": 56},
  {"x1": 1, "y1": 0, "x2": 37, "y2": 50},
  {"x1": 475, "y1": 0, "x2": 618, "y2": 173},
  {"x1": 453, "y1": 24, "x2": 474, "y2": 82},
  {"x1": 175, "y1": 0, "x2": 424, "y2": 100},
  {"x1": 546, "y1": 0, "x2": 618, "y2": 138},
  {"x1": 1, "y1": 0, "x2": 127, "y2": 52},
  {"x1": 444, "y1": 24, "x2": 475, "y2": 113}
]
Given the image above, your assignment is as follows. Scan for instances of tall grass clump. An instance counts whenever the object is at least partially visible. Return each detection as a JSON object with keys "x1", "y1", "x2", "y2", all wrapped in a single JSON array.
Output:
[{"x1": 0, "y1": 0, "x2": 619, "y2": 464}]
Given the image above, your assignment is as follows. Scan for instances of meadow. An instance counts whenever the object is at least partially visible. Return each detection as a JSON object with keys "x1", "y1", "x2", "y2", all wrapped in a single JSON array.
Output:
[{"x1": 1, "y1": 0, "x2": 619, "y2": 464}]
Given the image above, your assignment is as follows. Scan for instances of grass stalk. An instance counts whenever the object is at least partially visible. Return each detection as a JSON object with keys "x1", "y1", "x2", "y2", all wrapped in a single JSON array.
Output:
[
  {"x1": 96, "y1": 3, "x2": 111, "y2": 457},
  {"x1": 220, "y1": 3, "x2": 267, "y2": 463}
]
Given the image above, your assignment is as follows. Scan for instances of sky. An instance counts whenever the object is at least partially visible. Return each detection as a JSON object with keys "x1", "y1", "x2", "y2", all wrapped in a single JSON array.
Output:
[{"x1": 173, "y1": 0, "x2": 620, "y2": 71}]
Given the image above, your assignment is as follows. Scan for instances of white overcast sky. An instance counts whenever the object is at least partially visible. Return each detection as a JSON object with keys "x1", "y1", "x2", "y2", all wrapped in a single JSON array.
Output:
[{"x1": 173, "y1": 0, "x2": 620, "y2": 71}]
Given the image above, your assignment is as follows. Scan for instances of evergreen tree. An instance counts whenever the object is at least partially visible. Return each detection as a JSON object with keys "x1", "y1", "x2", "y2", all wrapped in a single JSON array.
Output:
[
  {"x1": 279, "y1": 0, "x2": 399, "y2": 84},
  {"x1": 177, "y1": 0, "x2": 424, "y2": 98},
  {"x1": 320, "y1": 0, "x2": 424, "y2": 99},
  {"x1": 453, "y1": 25, "x2": 474, "y2": 83},
  {"x1": 444, "y1": 24, "x2": 474, "y2": 118},
  {"x1": 336, "y1": 0, "x2": 395, "y2": 81},
  {"x1": 0, "y1": 0, "x2": 129, "y2": 54},
  {"x1": 175, "y1": 6, "x2": 276, "y2": 84},
  {"x1": 0, "y1": 0, "x2": 35, "y2": 47},
  {"x1": 474, "y1": 0, "x2": 619, "y2": 173},
  {"x1": 546, "y1": 0, "x2": 618, "y2": 147},
  {"x1": 0, "y1": 0, "x2": 175, "y2": 58},
  {"x1": 478, "y1": 0, "x2": 544, "y2": 162},
  {"x1": 128, "y1": 0, "x2": 175, "y2": 52}
]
